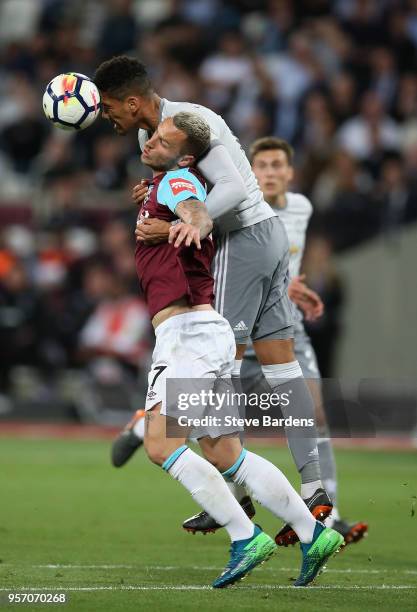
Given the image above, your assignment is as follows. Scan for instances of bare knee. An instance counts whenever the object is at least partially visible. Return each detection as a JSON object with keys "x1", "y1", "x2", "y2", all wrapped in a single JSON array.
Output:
[
  {"x1": 202, "y1": 447, "x2": 225, "y2": 471},
  {"x1": 199, "y1": 436, "x2": 242, "y2": 473}
]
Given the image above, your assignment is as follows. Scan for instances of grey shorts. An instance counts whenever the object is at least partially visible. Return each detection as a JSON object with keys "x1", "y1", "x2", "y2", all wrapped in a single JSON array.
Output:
[{"x1": 213, "y1": 217, "x2": 295, "y2": 344}]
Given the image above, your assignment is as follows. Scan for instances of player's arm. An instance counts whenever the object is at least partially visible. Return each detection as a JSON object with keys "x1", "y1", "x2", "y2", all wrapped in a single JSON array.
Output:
[
  {"x1": 134, "y1": 143, "x2": 244, "y2": 242},
  {"x1": 197, "y1": 143, "x2": 248, "y2": 218},
  {"x1": 135, "y1": 217, "x2": 171, "y2": 245},
  {"x1": 288, "y1": 275, "x2": 324, "y2": 321},
  {"x1": 169, "y1": 199, "x2": 213, "y2": 250},
  {"x1": 133, "y1": 178, "x2": 171, "y2": 245}
]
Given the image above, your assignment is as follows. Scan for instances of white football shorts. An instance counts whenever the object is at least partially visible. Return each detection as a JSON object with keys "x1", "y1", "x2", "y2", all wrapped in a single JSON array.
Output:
[{"x1": 145, "y1": 310, "x2": 236, "y2": 418}]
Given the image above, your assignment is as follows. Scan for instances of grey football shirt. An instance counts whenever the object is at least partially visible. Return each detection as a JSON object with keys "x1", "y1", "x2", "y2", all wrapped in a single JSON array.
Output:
[
  {"x1": 273, "y1": 192, "x2": 313, "y2": 279},
  {"x1": 138, "y1": 98, "x2": 275, "y2": 234}
]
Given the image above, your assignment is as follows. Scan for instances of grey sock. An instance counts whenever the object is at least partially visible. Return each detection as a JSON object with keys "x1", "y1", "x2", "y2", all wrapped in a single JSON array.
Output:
[
  {"x1": 317, "y1": 436, "x2": 338, "y2": 504},
  {"x1": 300, "y1": 459, "x2": 321, "y2": 483},
  {"x1": 265, "y1": 375, "x2": 322, "y2": 481}
]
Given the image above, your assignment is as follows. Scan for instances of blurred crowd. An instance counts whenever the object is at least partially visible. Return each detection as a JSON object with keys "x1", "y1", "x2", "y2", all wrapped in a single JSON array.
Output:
[{"x1": 1, "y1": 0, "x2": 417, "y2": 417}]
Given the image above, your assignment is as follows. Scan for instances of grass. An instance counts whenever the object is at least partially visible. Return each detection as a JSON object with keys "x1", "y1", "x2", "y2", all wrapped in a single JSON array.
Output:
[{"x1": 0, "y1": 438, "x2": 416, "y2": 611}]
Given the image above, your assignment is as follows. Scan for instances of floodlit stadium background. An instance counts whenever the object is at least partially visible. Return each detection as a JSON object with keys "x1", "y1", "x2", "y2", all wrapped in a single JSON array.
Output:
[{"x1": 0, "y1": 0, "x2": 416, "y2": 434}]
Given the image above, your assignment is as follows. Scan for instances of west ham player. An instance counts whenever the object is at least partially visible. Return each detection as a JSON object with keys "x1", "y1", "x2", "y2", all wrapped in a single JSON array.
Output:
[
  {"x1": 94, "y1": 57, "x2": 333, "y2": 529},
  {"x1": 129, "y1": 111, "x2": 344, "y2": 587}
]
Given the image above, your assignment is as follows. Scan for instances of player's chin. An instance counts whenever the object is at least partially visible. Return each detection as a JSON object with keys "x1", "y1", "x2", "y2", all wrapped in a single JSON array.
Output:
[
  {"x1": 141, "y1": 153, "x2": 152, "y2": 166},
  {"x1": 263, "y1": 187, "x2": 279, "y2": 199}
]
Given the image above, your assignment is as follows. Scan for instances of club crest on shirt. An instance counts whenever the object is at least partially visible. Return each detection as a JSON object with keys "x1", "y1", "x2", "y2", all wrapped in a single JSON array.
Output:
[
  {"x1": 137, "y1": 209, "x2": 150, "y2": 225},
  {"x1": 169, "y1": 178, "x2": 197, "y2": 196}
]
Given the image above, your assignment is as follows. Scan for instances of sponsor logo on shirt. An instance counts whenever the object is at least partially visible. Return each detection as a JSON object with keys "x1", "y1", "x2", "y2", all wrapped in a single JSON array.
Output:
[
  {"x1": 137, "y1": 209, "x2": 150, "y2": 224},
  {"x1": 147, "y1": 388, "x2": 157, "y2": 400},
  {"x1": 169, "y1": 178, "x2": 197, "y2": 196}
]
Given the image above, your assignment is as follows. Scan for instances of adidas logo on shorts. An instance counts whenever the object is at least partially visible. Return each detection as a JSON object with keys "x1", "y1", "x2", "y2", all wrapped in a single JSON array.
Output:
[{"x1": 233, "y1": 320, "x2": 248, "y2": 332}]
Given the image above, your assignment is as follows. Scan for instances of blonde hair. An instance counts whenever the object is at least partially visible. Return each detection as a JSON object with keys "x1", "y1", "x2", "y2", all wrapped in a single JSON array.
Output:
[{"x1": 173, "y1": 112, "x2": 211, "y2": 158}]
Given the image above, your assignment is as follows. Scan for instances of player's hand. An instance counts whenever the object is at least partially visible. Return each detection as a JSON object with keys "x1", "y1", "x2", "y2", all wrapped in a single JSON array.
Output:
[
  {"x1": 132, "y1": 180, "x2": 149, "y2": 206},
  {"x1": 135, "y1": 218, "x2": 171, "y2": 245},
  {"x1": 169, "y1": 222, "x2": 201, "y2": 249},
  {"x1": 288, "y1": 275, "x2": 324, "y2": 321}
]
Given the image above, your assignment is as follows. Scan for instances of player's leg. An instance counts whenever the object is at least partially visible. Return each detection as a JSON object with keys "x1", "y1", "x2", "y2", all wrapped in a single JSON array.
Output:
[
  {"x1": 174, "y1": 342, "x2": 253, "y2": 535},
  {"x1": 295, "y1": 323, "x2": 339, "y2": 511},
  {"x1": 211, "y1": 228, "x2": 275, "y2": 522},
  {"x1": 144, "y1": 401, "x2": 277, "y2": 587},
  {"x1": 296, "y1": 328, "x2": 368, "y2": 543},
  {"x1": 252, "y1": 336, "x2": 333, "y2": 544},
  {"x1": 239, "y1": 336, "x2": 367, "y2": 545},
  {"x1": 253, "y1": 337, "x2": 325, "y2": 492},
  {"x1": 159, "y1": 310, "x2": 280, "y2": 587},
  {"x1": 142, "y1": 315, "x2": 257, "y2": 544},
  {"x1": 245, "y1": 218, "x2": 333, "y2": 544},
  {"x1": 187, "y1": 222, "x2": 326, "y2": 538},
  {"x1": 193, "y1": 333, "x2": 366, "y2": 545},
  {"x1": 180, "y1": 432, "x2": 277, "y2": 588},
  {"x1": 199, "y1": 434, "x2": 344, "y2": 586},
  {"x1": 199, "y1": 434, "x2": 317, "y2": 543},
  {"x1": 215, "y1": 220, "x2": 324, "y2": 495},
  {"x1": 111, "y1": 409, "x2": 145, "y2": 467}
]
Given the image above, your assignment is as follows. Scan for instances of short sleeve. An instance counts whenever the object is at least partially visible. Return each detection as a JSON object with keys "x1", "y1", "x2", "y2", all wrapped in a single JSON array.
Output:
[{"x1": 157, "y1": 169, "x2": 207, "y2": 215}]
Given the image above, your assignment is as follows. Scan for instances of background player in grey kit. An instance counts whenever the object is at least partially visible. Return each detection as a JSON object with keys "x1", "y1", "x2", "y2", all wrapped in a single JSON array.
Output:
[{"x1": 94, "y1": 56, "x2": 331, "y2": 540}]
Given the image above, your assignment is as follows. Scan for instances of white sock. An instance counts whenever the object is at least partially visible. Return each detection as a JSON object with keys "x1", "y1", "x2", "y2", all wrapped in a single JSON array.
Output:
[
  {"x1": 231, "y1": 359, "x2": 243, "y2": 378},
  {"x1": 232, "y1": 450, "x2": 316, "y2": 543},
  {"x1": 133, "y1": 416, "x2": 145, "y2": 440},
  {"x1": 300, "y1": 480, "x2": 323, "y2": 500},
  {"x1": 227, "y1": 481, "x2": 247, "y2": 502},
  {"x1": 261, "y1": 360, "x2": 303, "y2": 379},
  {"x1": 165, "y1": 446, "x2": 254, "y2": 541}
]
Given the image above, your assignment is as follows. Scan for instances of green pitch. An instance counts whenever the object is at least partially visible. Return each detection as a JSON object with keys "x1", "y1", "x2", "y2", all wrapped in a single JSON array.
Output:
[{"x1": 0, "y1": 438, "x2": 416, "y2": 611}]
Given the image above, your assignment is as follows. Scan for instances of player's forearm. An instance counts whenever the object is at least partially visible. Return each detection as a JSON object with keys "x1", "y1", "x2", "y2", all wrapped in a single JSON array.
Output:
[
  {"x1": 204, "y1": 180, "x2": 247, "y2": 219},
  {"x1": 176, "y1": 200, "x2": 213, "y2": 238},
  {"x1": 197, "y1": 144, "x2": 247, "y2": 219}
]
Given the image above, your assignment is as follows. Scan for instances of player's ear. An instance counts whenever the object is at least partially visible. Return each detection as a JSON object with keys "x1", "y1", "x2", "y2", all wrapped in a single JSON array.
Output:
[
  {"x1": 288, "y1": 166, "x2": 295, "y2": 182},
  {"x1": 126, "y1": 96, "x2": 140, "y2": 114},
  {"x1": 178, "y1": 154, "x2": 195, "y2": 168}
]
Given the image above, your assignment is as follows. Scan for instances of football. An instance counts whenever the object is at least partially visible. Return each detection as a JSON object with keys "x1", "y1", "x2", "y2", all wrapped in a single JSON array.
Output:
[{"x1": 42, "y1": 72, "x2": 101, "y2": 131}]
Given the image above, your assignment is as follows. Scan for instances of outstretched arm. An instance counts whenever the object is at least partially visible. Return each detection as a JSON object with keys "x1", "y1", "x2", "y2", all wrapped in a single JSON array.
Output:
[{"x1": 169, "y1": 199, "x2": 213, "y2": 249}]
